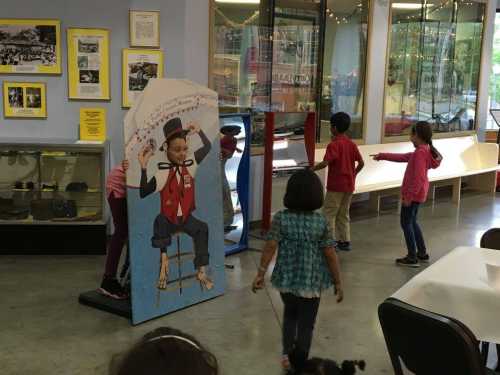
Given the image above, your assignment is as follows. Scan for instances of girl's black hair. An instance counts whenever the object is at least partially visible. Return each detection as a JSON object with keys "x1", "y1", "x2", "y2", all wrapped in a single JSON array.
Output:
[
  {"x1": 411, "y1": 121, "x2": 441, "y2": 159},
  {"x1": 114, "y1": 327, "x2": 218, "y2": 375},
  {"x1": 283, "y1": 168, "x2": 324, "y2": 212}
]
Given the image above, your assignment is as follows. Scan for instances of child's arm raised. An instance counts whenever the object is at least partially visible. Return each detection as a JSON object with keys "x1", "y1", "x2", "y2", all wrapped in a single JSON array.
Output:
[
  {"x1": 138, "y1": 146, "x2": 157, "y2": 198},
  {"x1": 190, "y1": 123, "x2": 212, "y2": 164},
  {"x1": 323, "y1": 247, "x2": 344, "y2": 303}
]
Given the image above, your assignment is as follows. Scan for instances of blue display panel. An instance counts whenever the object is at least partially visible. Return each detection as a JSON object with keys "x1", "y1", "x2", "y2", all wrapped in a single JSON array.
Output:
[{"x1": 220, "y1": 114, "x2": 250, "y2": 255}]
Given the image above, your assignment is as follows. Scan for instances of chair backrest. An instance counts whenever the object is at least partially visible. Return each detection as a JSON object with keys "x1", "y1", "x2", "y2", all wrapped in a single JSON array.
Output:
[
  {"x1": 378, "y1": 298, "x2": 485, "y2": 375},
  {"x1": 480, "y1": 228, "x2": 500, "y2": 250}
]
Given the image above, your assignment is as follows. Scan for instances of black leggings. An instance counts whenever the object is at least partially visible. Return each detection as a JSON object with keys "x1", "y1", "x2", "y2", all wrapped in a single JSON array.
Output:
[{"x1": 280, "y1": 293, "x2": 320, "y2": 357}]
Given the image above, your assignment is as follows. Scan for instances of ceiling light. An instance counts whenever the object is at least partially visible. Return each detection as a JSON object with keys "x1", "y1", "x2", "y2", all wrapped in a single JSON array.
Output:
[
  {"x1": 392, "y1": 3, "x2": 432, "y2": 9},
  {"x1": 215, "y1": 0, "x2": 260, "y2": 4}
]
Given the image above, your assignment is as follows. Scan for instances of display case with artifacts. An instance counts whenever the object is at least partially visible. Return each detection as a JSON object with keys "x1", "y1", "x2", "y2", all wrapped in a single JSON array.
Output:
[{"x1": 0, "y1": 139, "x2": 107, "y2": 254}]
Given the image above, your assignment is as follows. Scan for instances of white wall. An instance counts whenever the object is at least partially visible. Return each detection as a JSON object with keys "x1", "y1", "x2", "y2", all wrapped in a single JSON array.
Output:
[{"x1": 0, "y1": 0, "x2": 209, "y2": 163}]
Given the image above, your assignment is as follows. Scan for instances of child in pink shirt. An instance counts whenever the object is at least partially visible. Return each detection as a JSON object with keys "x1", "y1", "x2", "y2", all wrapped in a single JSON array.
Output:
[
  {"x1": 99, "y1": 160, "x2": 129, "y2": 299},
  {"x1": 372, "y1": 122, "x2": 442, "y2": 267}
]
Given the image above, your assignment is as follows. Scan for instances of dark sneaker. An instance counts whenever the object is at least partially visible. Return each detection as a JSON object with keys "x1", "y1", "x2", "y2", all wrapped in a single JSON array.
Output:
[
  {"x1": 396, "y1": 256, "x2": 420, "y2": 268},
  {"x1": 98, "y1": 277, "x2": 128, "y2": 300},
  {"x1": 337, "y1": 241, "x2": 352, "y2": 252},
  {"x1": 417, "y1": 253, "x2": 430, "y2": 263}
]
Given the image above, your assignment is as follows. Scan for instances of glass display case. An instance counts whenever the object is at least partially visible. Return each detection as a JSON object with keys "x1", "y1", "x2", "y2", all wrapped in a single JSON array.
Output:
[
  {"x1": 384, "y1": 0, "x2": 486, "y2": 140},
  {"x1": 0, "y1": 139, "x2": 106, "y2": 225},
  {"x1": 320, "y1": 0, "x2": 370, "y2": 142},
  {"x1": 210, "y1": 0, "x2": 322, "y2": 145}
]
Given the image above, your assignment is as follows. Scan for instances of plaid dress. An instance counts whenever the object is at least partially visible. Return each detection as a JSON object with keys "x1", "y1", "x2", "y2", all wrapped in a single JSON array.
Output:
[{"x1": 268, "y1": 210, "x2": 336, "y2": 298}]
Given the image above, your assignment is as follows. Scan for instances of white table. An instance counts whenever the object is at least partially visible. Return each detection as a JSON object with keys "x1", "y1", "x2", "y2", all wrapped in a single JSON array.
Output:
[{"x1": 393, "y1": 246, "x2": 500, "y2": 344}]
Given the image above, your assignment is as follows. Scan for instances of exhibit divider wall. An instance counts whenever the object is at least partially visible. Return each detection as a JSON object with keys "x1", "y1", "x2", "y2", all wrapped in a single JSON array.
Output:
[{"x1": 262, "y1": 112, "x2": 316, "y2": 232}]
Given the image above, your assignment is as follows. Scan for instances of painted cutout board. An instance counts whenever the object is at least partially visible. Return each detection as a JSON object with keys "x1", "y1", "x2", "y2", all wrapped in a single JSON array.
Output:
[{"x1": 124, "y1": 79, "x2": 225, "y2": 324}]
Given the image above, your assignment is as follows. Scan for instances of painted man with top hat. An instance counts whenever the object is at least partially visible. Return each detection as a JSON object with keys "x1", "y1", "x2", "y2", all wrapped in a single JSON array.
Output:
[{"x1": 138, "y1": 117, "x2": 213, "y2": 291}]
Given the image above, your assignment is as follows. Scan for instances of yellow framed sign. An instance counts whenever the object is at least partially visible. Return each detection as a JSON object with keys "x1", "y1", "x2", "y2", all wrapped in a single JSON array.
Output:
[
  {"x1": 79, "y1": 107, "x2": 106, "y2": 141},
  {"x1": 67, "y1": 28, "x2": 110, "y2": 100},
  {"x1": 122, "y1": 48, "x2": 163, "y2": 108},
  {"x1": 3, "y1": 82, "x2": 47, "y2": 118},
  {"x1": 0, "y1": 19, "x2": 61, "y2": 74}
]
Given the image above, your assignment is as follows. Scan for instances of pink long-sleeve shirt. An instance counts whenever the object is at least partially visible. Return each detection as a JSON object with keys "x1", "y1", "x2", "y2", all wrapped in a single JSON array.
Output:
[
  {"x1": 378, "y1": 144, "x2": 441, "y2": 203},
  {"x1": 106, "y1": 165, "x2": 126, "y2": 199}
]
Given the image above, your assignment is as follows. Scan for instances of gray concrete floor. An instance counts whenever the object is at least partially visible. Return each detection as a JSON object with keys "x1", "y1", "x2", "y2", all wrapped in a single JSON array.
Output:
[{"x1": 1, "y1": 192, "x2": 499, "y2": 375}]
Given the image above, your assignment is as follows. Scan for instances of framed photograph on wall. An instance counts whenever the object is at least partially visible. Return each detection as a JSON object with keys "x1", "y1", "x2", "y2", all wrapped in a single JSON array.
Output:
[
  {"x1": 3, "y1": 81, "x2": 47, "y2": 118},
  {"x1": 67, "y1": 28, "x2": 110, "y2": 100},
  {"x1": 122, "y1": 48, "x2": 164, "y2": 108},
  {"x1": 0, "y1": 19, "x2": 61, "y2": 74},
  {"x1": 129, "y1": 10, "x2": 160, "y2": 48}
]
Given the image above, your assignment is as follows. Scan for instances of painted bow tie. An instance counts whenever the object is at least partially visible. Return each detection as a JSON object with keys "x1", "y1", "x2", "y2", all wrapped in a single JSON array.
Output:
[{"x1": 158, "y1": 160, "x2": 194, "y2": 170}]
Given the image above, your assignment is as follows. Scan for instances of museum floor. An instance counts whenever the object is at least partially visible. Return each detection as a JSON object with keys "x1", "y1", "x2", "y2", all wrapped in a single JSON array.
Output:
[{"x1": 1, "y1": 192, "x2": 499, "y2": 375}]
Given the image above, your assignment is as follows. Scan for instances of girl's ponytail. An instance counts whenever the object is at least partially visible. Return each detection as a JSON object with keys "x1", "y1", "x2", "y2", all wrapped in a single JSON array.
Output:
[
  {"x1": 429, "y1": 140, "x2": 441, "y2": 160},
  {"x1": 414, "y1": 121, "x2": 442, "y2": 160}
]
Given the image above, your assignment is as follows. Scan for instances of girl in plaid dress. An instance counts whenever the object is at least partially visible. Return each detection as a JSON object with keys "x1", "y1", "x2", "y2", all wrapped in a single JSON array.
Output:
[{"x1": 253, "y1": 169, "x2": 344, "y2": 371}]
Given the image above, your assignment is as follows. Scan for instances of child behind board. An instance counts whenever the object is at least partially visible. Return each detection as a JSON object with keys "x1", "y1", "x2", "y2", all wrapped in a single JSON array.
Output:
[
  {"x1": 372, "y1": 121, "x2": 442, "y2": 268},
  {"x1": 312, "y1": 112, "x2": 364, "y2": 251},
  {"x1": 252, "y1": 169, "x2": 344, "y2": 371}
]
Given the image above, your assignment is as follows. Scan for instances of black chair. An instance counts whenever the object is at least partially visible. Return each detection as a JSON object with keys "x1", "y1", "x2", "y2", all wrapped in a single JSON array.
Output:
[
  {"x1": 481, "y1": 229, "x2": 500, "y2": 250},
  {"x1": 378, "y1": 298, "x2": 495, "y2": 375},
  {"x1": 480, "y1": 229, "x2": 500, "y2": 369}
]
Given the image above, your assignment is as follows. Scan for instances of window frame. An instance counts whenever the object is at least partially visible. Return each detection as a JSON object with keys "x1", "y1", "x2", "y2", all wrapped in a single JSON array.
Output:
[{"x1": 381, "y1": 0, "x2": 488, "y2": 144}]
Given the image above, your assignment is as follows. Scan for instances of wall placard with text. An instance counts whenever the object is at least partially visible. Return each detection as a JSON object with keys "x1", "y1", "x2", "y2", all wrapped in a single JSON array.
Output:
[
  {"x1": 67, "y1": 28, "x2": 110, "y2": 100},
  {"x1": 122, "y1": 48, "x2": 163, "y2": 108},
  {"x1": 79, "y1": 107, "x2": 106, "y2": 142}
]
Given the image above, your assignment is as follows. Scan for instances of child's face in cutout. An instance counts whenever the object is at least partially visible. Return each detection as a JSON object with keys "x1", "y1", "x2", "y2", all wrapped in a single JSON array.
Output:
[{"x1": 166, "y1": 137, "x2": 188, "y2": 165}]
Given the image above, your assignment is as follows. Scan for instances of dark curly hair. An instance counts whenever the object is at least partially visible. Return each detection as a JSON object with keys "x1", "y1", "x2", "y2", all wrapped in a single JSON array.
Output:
[{"x1": 114, "y1": 327, "x2": 218, "y2": 375}]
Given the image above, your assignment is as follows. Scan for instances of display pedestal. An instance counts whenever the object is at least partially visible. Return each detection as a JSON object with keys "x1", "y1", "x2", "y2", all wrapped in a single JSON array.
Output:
[{"x1": 78, "y1": 290, "x2": 131, "y2": 319}]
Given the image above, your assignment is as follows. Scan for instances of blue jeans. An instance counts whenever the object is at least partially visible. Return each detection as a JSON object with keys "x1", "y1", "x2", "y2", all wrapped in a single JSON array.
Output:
[{"x1": 400, "y1": 202, "x2": 427, "y2": 259}]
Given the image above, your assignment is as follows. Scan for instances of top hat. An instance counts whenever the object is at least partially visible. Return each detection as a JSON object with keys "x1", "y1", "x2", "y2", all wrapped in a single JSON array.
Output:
[
  {"x1": 159, "y1": 117, "x2": 188, "y2": 151},
  {"x1": 221, "y1": 125, "x2": 241, "y2": 136}
]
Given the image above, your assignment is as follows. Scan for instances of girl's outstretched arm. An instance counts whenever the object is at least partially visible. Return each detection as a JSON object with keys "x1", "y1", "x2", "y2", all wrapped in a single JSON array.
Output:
[{"x1": 372, "y1": 152, "x2": 412, "y2": 163}]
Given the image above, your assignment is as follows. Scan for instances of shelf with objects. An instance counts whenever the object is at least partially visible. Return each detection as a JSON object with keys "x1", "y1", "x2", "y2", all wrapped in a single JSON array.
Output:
[
  {"x1": 220, "y1": 113, "x2": 251, "y2": 255},
  {"x1": 0, "y1": 139, "x2": 107, "y2": 254},
  {"x1": 262, "y1": 112, "x2": 316, "y2": 232},
  {"x1": 383, "y1": 0, "x2": 486, "y2": 140}
]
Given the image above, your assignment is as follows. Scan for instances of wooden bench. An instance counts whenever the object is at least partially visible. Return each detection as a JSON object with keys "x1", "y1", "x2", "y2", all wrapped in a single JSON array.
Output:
[{"x1": 314, "y1": 135, "x2": 499, "y2": 211}]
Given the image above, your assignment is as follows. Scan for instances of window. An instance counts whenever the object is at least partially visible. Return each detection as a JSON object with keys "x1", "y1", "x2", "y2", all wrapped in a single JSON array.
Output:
[
  {"x1": 487, "y1": 11, "x2": 500, "y2": 130},
  {"x1": 320, "y1": 0, "x2": 370, "y2": 142},
  {"x1": 384, "y1": 0, "x2": 486, "y2": 140}
]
